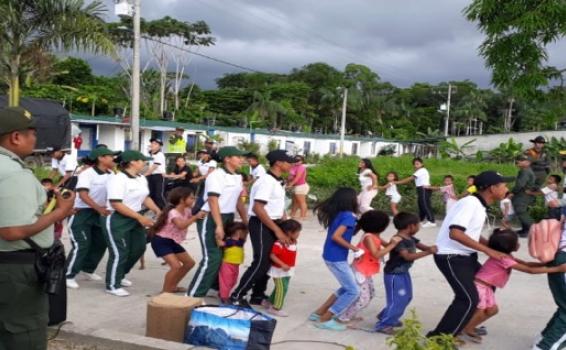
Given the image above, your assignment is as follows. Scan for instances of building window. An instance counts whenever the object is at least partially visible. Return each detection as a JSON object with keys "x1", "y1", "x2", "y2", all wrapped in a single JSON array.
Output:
[
  {"x1": 329, "y1": 142, "x2": 337, "y2": 154},
  {"x1": 352, "y1": 143, "x2": 358, "y2": 155}
]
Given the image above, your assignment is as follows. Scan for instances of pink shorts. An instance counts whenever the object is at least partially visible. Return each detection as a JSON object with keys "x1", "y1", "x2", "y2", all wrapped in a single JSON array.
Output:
[{"x1": 475, "y1": 281, "x2": 496, "y2": 309}]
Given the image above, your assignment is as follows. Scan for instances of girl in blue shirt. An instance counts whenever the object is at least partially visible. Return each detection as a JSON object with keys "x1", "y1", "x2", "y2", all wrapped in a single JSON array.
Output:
[{"x1": 310, "y1": 187, "x2": 361, "y2": 331}]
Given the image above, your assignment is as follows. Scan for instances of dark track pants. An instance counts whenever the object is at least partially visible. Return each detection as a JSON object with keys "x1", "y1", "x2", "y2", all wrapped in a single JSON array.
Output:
[
  {"x1": 147, "y1": 174, "x2": 166, "y2": 209},
  {"x1": 188, "y1": 213, "x2": 234, "y2": 297},
  {"x1": 428, "y1": 254, "x2": 481, "y2": 337},
  {"x1": 0, "y1": 262, "x2": 48, "y2": 350},
  {"x1": 231, "y1": 216, "x2": 277, "y2": 302},
  {"x1": 417, "y1": 186, "x2": 435, "y2": 223},
  {"x1": 536, "y1": 251, "x2": 566, "y2": 350},
  {"x1": 66, "y1": 209, "x2": 107, "y2": 278},
  {"x1": 101, "y1": 212, "x2": 147, "y2": 290}
]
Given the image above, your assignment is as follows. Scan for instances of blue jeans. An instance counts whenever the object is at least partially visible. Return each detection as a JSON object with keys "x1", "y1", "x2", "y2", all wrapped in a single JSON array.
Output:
[
  {"x1": 376, "y1": 273, "x2": 413, "y2": 329},
  {"x1": 325, "y1": 260, "x2": 360, "y2": 316}
]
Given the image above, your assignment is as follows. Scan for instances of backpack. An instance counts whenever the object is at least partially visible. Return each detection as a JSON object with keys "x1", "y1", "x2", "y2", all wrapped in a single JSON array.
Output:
[{"x1": 528, "y1": 219, "x2": 562, "y2": 263}]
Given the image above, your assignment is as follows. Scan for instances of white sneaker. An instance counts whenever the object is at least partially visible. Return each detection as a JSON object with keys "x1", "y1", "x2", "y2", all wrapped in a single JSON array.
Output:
[
  {"x1": 66, "y1": 278, "x2": 79, "y2": 289},
  {"x1": 422, "y1": 222, "x2": 437, "y2": 228},
  {"x1": 82, "y1": 272, "x2": 102, "y2": 281},
  {"x1": 106, "y1": 288, "x2": 130, "y2": 297},
  {"x1": 120, "y1": 279, "x2": 133, "y2": 287}
]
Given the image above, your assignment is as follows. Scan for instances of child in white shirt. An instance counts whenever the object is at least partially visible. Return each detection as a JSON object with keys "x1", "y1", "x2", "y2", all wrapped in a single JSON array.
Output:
[
  {"x1": 379, "y1": 172, "x2": 401, "y2": 216},
  {"x1": 500, "y1": 192, "x2": 515, "y2": 229},
  {"x1": 541, "y1": 175, "x2": 561, "y2": 220}
]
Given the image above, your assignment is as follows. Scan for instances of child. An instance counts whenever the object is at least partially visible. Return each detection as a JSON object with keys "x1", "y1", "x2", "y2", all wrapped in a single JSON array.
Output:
[
  {"x1": 338, "y1": 210, "x2": 401, "y2": 323},
  {"x1": 265, "y1": 219, "x2": 302, "y2": 317},
  {"x1": 428, "y1": 175, "x2": 458, "y2": 214},
  {"x1": 540, "y1": 175, "x2": 561, "y2": 220},
  {"x1": 461, "y1": 228, "x2": 566, "y2": 344},
  {"x1": 460, "y1": 175, "x2": 477, "y2": 198},
  {"x1": 374, "y1": 212, "x2": 437, "y2": 334},
  {"x1": 396, "y1": 158, "x2": 435, "y2": 228},
  {"x1": 218, "y1": 222, "x2": 248, "y2": 303},
  {"x1": 310, "y1": 187, "x2": 361, "y2": 331},
  {"x1": 41, "y1": 178, "x2": 63, "y2": 240},
  {"x1": 500, "y1": 192, "x2": 515, "y2": 229},
  {"x1": 149, "y1": 187, "x2": 205, "y2": 293},
  {"x1": 380, "y1": 172, "x2": 401, "y2": 216}
]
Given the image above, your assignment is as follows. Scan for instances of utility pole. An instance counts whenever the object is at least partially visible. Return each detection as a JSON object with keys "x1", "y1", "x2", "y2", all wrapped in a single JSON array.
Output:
[
  {"x1": 339, "y1": 88, "x2": 348, "y2": 157},
  {"x1": 443, "y1": 83, "x2": 452, "y2": 137},
  {"x1": 131, "y1": 0, "x2": 141, "y2": 151}
]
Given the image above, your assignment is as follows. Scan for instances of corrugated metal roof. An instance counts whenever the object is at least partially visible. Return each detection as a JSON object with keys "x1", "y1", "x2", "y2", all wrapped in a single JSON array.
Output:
[{"x1": 70, "y1": 114, "x2": 399, "y2": 142}]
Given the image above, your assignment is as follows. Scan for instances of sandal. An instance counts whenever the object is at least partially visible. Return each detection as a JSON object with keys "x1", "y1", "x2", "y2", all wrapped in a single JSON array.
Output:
[{"x1": 460, "y1": 332, "x2": 482, "y2": 344}]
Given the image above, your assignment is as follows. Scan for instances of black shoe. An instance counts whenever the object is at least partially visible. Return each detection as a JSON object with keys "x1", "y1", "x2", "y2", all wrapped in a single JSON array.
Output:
[
  {"x1": 475, "y1": 326, "x2": 488, "y2": 336},
  {"x1": 230, "y1": 297, "x2": 252, "y2": 309},
  {"x1": 250, "y1": 295, "x2": 268, "y2": 305},
  {"x1": 516, "y1": 230, "x2": 529, "y2": 238}
]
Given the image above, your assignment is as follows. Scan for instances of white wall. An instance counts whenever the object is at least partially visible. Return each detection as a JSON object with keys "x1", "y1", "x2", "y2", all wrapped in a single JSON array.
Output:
[
  {"x1": 97, "y1": 125, "x2": 125, "y2": 151},
  {"x1": 453, "y1": 130, "x2": 566, "y2": 154}
]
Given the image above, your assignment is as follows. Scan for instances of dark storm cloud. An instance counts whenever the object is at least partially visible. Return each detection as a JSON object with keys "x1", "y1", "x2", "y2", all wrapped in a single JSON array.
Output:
[{"x1": 89, "y1": 0, "x2": 498, "y2": 89}]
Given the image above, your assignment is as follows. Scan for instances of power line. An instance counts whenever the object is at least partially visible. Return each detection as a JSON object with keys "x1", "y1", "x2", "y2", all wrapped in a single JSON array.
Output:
[{"x1": 140, "y1": 34, "x2": 261, "y2": 73}]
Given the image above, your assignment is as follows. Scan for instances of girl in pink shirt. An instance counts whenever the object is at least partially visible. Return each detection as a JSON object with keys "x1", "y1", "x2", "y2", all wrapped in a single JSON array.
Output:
[
  {"x1": 462, "y1": 228, "x2": 566, "y2": 344},
  {"x1": 149, "y1": 187, "x2": 206, "y2": 293}
]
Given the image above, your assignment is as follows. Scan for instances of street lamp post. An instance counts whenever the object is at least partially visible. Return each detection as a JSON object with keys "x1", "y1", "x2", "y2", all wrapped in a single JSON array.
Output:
[
  {"x1": 339, "y1": 88, "x2": 348, "y2": 157},
  {"x1": 131, "y1": 0, "x2": 141, "y2": 151}
]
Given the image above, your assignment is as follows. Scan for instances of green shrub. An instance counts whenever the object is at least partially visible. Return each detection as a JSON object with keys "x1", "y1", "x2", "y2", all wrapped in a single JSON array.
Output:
[{"x1": 386, "y1": 309, "x2": 455, "y2": 350}]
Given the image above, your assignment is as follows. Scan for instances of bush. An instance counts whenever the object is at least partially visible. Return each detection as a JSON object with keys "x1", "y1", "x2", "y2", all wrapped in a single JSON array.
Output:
[
  {"x1": 387, "y1": 309, "x2": 455, "y2": 350},
  {"x1": 307, "y1": 155, "x2": 519, "y2": 216}
]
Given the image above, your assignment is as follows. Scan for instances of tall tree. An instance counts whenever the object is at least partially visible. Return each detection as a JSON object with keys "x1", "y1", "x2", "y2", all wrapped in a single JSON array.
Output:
[
  {"x1": 465, "y1": 0, "x2": 566, "y2": 97},
  {"x1": 0, "y1": 0, "x2": 115, "y2": 106}
]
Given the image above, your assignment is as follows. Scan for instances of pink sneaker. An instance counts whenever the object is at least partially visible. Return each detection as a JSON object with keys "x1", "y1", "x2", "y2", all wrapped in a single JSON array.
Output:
[{"x1": 266, "y1": 306, "x2": 288, "y2": 317}]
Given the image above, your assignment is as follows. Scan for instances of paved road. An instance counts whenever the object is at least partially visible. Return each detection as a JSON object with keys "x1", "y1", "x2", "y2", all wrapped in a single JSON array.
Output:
[{"x1": 64, "y1": 216, "x2": 553, "y2": 350}]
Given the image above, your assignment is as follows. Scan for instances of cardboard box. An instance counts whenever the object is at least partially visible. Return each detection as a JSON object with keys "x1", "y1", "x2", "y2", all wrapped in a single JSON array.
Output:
[{"x1": 146, "y1": 293, "x2": 203, "y2": 342}]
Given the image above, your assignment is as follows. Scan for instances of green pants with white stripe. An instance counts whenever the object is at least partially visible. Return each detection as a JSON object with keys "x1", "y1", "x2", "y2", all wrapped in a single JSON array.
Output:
[
  {"x1": 537, "y1": 251, "x2": 566, "y2": 350},
  {"x1": 101, "y1": 212, "x2": 147, "y2": 290},
  {"x1": 269, "y1": 277, "x2": 290, "y2": 310},
  {"x1": 188, "y1": 213, "x2": 234, "y2": 297},
  {"x1": 66, "y1": 209, "x2": 107, "y2": 278}
]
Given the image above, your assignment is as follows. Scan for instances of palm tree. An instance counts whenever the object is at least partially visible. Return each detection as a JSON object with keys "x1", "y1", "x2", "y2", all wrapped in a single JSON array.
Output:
[
  {"x1": 0, "y1": 0, "x2": 115, "y2": 106},
  {"x1": 243, "y1": 91, "x2": 289, "y2": 129}
]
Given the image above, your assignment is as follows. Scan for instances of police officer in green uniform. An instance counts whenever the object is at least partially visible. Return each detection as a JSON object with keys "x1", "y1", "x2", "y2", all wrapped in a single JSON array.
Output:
[
  {"x1": 0, "y1": 107, "x2": 75, "y2": 350},
  {"x1": 511, "y1": 155, "x2": 537, "y2": 238},
  {"x1": 525, "y1": 135, "x2": 550, "y2": 187}
]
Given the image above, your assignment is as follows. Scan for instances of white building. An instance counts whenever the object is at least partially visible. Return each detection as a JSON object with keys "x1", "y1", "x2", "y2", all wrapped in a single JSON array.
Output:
[{"x1": 71, "y1": 114, "x2": 426, "y2": 159}]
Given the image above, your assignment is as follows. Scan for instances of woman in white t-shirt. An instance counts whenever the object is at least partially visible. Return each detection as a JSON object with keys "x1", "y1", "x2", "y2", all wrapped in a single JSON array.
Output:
[
  {"x1": 192, "y1": 150, "x2": 217, "y2": 214},
  {"x1": 357, "y1": 159, "x2": 379, "y2": 213},
  {"x1": 144, "y1": 138, "x2": 167, "y2": 209},
  {"x1": 103, "y1": 150, "x2": 161, "y2": 297},
  {"x1": 396, "y1": 157, "x2": 435, "y2": 228}
]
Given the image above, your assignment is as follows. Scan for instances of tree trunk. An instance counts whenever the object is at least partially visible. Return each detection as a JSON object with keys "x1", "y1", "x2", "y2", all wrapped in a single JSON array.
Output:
[
  {"x1": 91, "y1": 98, "x2": 96, "y2": 116},
  {"x1": 8, "y1": 73, "x2": 20, "y2": 107}
]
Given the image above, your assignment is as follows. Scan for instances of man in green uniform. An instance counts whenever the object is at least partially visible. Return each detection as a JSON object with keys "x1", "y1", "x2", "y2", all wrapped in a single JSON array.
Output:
[
  {"x1": 511, "y1": 155, "x2": 537, "y2": 238},
  {"x1": 525, "y1": 135, "x2": 550, "y2": 187},
  {"x1": 0, "y1": 107, "x2": 75, "y2": 350}
]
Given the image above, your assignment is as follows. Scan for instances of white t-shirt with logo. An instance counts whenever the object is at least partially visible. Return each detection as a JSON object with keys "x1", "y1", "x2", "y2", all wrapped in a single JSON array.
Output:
[
  {"x1": 359, "y1": 169, "x2": 374, "y2": 190},
  {"x1": 251, "y1": 164, "x2": 267, "y2": 180},
  {"x1": 413, "y1": 167, "x2": 430, "y2": 187},
  {"x1": 75, "y1": 167, "x2": 112, "y2": 208},
  {"x1": 248, "y1": 172, "x2": 286, "y2": 219},
  {"x1": 51, "y1": 153, "x2": 77, "y2": 176},
  {"x1": 436, "y1": 195, "x2": 487, "y2": 255},
  {"x1": 197, "y1": 160, "x2": 217, "y2": 176},
  {"x1": 149, "y1": 151, "x2": 166, "y2": 175},
  {"x1": 107, "y1": 171, "x2": 150, "y2": 212},
  {"x1": 201, "y1": 168, "x2": 243, "y2": 214}
]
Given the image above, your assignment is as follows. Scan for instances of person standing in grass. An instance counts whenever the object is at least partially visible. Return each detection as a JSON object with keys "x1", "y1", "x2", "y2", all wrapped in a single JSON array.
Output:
[
  {"x1": 396, "y1": 157, "x2": 436, "y2": 228},
  {"x1": 357, "y1": 158, "x2": 379, "y2": 214},
  {"x1": 288, "y1": 155, "x2": 309, "y2": 220},
  {"x1": 511, "y1": 155, "x2": 537, "y2": 238}
]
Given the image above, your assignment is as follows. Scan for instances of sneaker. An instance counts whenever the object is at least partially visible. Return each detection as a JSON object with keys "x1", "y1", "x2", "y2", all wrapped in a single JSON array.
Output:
[
  {"x1": 230, "y1": 297, "x2": 252, "y2": 309},
  {"x1": 66, "y1": 278, "x2": 79, "y2": 289},
  {"x1": 374, "y1": 326, "x2": 395, "y2": 335},
  {"x1": 120, "y1": 279, "x2": 133, "y2": 287},
  {"x1": 82, "y1": 272, "x2": 102, "y2": 281},
  {"x1": 422, "y1": 221, "x2": 437, "y2": 228},
  {"x1": 266, "y1": 306, "x2": 288, "y2": 317},
  {"x1": 474, "y1": 326, "x2": 488, "y2": 336},
  {"x1": 308, "y1": 313, "x2": 321, "y2": 322},
  {"x1": 106, "y1": 288, "x2": 130, "y2": 297},
  {"x1": 315, "y1": 319, "x2": 347, "y2": 331}
]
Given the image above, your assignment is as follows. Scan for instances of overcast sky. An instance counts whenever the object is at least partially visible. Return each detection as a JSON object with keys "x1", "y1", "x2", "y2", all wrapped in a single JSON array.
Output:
[{"x1": 82, "y1": 0, "x2": 565, "y2": 90}]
